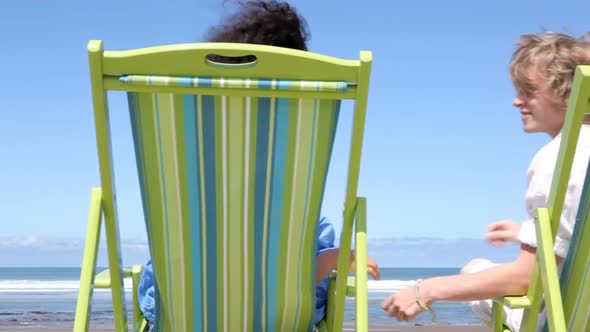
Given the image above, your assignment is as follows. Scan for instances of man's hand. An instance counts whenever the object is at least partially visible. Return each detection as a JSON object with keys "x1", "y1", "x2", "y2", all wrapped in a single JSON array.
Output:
[
  {"x1": 381, "y1": 280, "x2": 431, "y2": 321},
  {"x1": 486, "y1": 219, "x2": 521, "y2": 246}
]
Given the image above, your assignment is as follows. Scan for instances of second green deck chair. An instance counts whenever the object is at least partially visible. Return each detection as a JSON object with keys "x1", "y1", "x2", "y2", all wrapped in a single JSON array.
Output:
[
  {"x1": 74, "y1": 41, "x2": 372, "y2": 332},
  {"x1": 491, "y1": 66, "x2": 590, "y2": 332}
]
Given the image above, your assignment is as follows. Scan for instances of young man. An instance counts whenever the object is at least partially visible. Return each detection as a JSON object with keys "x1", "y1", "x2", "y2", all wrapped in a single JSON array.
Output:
[{"x1": 381, "y1": 31, "x2": 590, "y2": 331}]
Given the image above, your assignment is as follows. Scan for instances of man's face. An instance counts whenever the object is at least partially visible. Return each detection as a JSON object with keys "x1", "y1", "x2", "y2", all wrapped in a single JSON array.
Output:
[{"x1": 512, "y1": 73, "x2": 566, "y2": 138}]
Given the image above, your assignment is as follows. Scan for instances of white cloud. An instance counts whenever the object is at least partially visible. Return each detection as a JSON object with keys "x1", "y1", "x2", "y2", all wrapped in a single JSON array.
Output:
[
  {"x1": 365, "y1": 237, "x2": 520, "y2": 267},
  {"x1": 0, "y1": 236, "x2": 146, "y2": 250},
  {"x1": 0, "y1": 236, "x2": 150, "y2": 267},
  {"x1": 0, "y1": 236, "x2": 519, "y2": 268}
]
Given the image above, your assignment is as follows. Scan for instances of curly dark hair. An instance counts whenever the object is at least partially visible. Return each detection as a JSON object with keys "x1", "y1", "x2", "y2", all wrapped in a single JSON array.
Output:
[{"x1": 206, "y1": 0, "x2": 311, "y2": 51}]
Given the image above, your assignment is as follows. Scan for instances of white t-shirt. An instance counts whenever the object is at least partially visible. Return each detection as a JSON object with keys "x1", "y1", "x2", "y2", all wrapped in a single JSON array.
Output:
[{"x1": 518, "y1": 124, "x2": 590, "y2": 258}]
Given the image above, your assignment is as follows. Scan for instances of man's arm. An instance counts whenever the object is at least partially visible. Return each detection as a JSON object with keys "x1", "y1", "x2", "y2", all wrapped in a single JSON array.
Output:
[
  {"x1": 381, "y1": 244, "x2": 561, "y2": 320},
  {"x1": 426, "y1": 244, "x2": 537, "y2": 301},
  {"x1": 316, "y1": 248, "x2": 339, "y2": 284},
  {"x1": 315, "y1": 248, "x2": 381, "y2": 284}
]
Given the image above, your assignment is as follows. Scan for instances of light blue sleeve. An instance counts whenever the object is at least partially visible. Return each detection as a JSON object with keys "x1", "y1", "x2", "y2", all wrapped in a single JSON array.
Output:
[
  {"x1": 314, "y1": 216, "x2": 336, "y2": 324},
  {"x1": 138, "y1": 259, "x2": 156, "y2": 324},
  {"x1": 316, "y1": 216, "x2": 336, "y2": 253}
]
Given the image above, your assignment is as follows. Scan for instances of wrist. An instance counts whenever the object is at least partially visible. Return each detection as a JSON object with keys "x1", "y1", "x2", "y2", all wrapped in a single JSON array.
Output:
[
  {"x1": 415, "y1": 278, "x2": 438, "y2": 323},
  {"x1": 419, "y1": 278, "x2": 438, "y2": 305}
]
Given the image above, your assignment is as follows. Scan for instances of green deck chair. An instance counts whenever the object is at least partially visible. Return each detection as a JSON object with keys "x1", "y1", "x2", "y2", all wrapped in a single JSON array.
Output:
[
  {"x1": 491, "y1": 66, "x2": 590, "y2": 332},
  {"x1": 73, "y1": 41, "x2": 372, "y2": 332}
]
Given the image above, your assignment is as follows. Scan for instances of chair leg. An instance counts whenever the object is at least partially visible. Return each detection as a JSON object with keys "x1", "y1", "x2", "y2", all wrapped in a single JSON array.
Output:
[
  {"x1": 492, "y1": 301, "x2": 507, "y2": 332},
  {"x1": 331, "y1": 201, "x2": 357, "y2": 332},
  {"x1": 316, "y1": 318, "x2": 328, "y2": 332},
  {"x1": 74, "y1": 188, "x2": 104, "y2": 332},
  {"x1": 324, "y1": 272, "x2": 338, "y2": 331},
  {"x1": 354, "y1": 197, "x2": 368, "y2": 332},
  {"x1": 325, "y1": 197, "x2": 368, "y2": 332},
  {"x1": 131, "y1": 264, "x2": 144, "y2": 327}
]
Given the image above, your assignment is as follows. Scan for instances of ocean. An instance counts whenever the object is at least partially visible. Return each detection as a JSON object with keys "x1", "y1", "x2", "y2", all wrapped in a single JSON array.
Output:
[{"x1": 0, "y1": 267, "x2": 483, "y2": 330}]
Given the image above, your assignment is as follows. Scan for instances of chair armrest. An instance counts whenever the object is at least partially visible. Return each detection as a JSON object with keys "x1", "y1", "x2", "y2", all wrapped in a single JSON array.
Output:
[
  {"x1": 492, "y1": 208, "x2": 567, "y2": 332},
  {"x1": 328, "y1": 272, "x2": 357, "y2": 296},
  {"x1": 94, "y1": 265, "x2": 145, "y2": 328},
  {"x1": 95, "y1": 267, "x2": 133, "y2": 288},
  {"x1": 346, "y1": 277, "x2": 357, "y2": 297},
  {"x1": 493, "y1": 296, "x2": 532, "y2": 309}
]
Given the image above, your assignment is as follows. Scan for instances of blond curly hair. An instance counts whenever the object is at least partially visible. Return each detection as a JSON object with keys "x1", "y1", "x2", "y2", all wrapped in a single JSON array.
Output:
[{"x1": 509, "y1": 31, "x2": 590, "y2": 109}]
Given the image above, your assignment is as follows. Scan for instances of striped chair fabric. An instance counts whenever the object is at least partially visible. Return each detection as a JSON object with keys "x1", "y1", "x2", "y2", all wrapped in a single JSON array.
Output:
[
  {"x1": 127, "y1": 76, "x2": 342, "y2": 332},
  {"x1": 552, "y1": 156, "x2": 590, "y2": 331}
]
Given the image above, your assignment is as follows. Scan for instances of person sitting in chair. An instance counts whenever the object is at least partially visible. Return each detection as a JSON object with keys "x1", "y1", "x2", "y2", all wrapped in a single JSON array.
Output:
[
  {"x1": 381, "y1": 31, "x2": 590, "y2": 331},
  {"x1": 138, "y1": 1, "x2": 381, "y2": 329}
]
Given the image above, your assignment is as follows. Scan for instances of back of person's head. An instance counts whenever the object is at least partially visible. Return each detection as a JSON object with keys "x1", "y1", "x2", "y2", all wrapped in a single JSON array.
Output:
[
  {"x1": 509, "y1": 31, "x2": 590, "y2": 109},
  {"x1": 206, "y1": 0, "x2": 310, "y2": 50}
]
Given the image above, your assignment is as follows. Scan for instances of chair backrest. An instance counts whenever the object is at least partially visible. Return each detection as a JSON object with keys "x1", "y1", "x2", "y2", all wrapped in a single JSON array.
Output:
[
  {"x1": 88, "y1": 41, "x2": 371, "y2": 332},
  {"x1": 559, "y1": 155, "x2": 590, "y2": 331},
  {"x1": 518, "y1": 66, "x2": 590, "y2": 332}
]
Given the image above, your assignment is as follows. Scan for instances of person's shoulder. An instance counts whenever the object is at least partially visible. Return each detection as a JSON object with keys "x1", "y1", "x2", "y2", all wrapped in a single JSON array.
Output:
[
  {"x1": 577, "y1": 124, "x2": 590, "y2": 150},
  {"x1": 317, "y1": 217, "x2": 334, "y2": 234},
  {"x1": 527, "y1": 124, "x2": 590, "y2": 186},
  {"x1": 530, "y1": 124, "x2": 590, "y2": 177},
  {"x1": 540, "y1": 124, "x2": 590, "y2": 153},
  {"x1": 316, "y1": 216, "x2": 336, "y2": 251},
  {"x1": 319, "y1": 216, "x2": 332, "y2": 226},
  {"x1": 528, "y1": 134, "x2": 560, "y2": 173},
  {"x1": 572, "y1": 124, "x2": 590, "y2": 170}
]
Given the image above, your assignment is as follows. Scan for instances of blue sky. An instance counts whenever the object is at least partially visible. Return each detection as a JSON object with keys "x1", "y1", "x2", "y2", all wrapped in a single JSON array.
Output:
[{"x1": 0, "y1": 0, "x2": 587, "y2": 266}]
